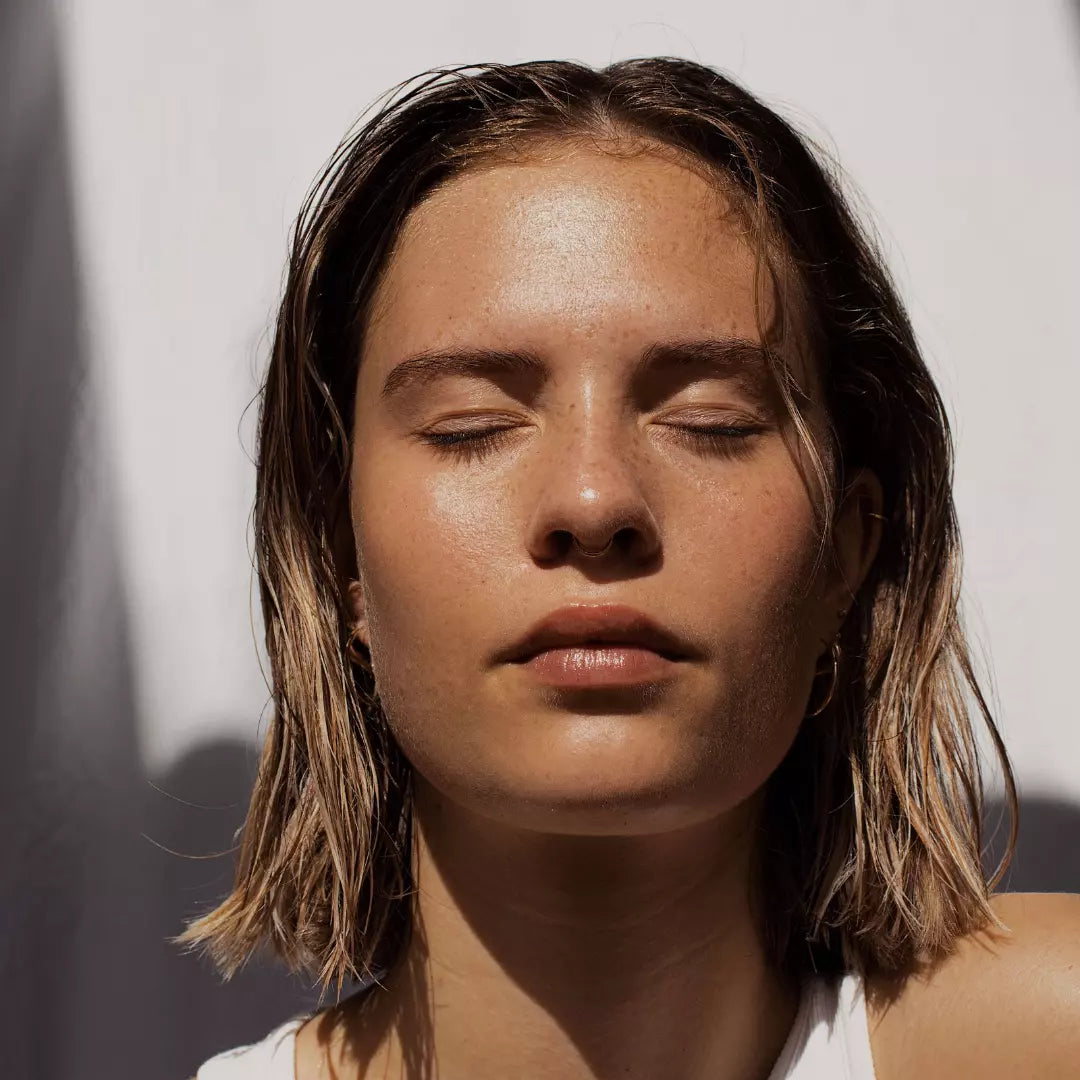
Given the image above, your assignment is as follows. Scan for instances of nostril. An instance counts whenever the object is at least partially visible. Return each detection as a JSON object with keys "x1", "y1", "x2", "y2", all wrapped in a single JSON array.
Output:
[
  {"x1": 532, "y1": 520, "x2": 660, "y2": 568},
  {"x1": 551, "y1": 530, "x2": 576, "y2": 557}
]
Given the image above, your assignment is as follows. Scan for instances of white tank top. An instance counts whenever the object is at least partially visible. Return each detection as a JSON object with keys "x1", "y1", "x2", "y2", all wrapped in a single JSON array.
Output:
[{"x1": 195, "y1": 972, "x2": 876, "y2": 1079}]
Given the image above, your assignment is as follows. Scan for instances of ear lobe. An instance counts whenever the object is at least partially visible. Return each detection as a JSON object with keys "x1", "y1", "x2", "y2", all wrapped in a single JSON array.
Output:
[
  {"x1": 345, "y1": 579, "x2": 370, "y2": 647},
  {"x1": 828, "y1": 466, "x2": 884, "y2": 616}
]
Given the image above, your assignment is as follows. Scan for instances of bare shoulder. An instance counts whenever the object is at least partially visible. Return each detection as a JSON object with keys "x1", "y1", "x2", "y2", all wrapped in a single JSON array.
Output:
[{"x1": 868, "y1": 893, "x2": 1080, "y2": 1080}]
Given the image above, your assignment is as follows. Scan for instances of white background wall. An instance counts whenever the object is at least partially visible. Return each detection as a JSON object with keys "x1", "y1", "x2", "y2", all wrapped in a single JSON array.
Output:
[{"x1": 55, "y1": 0, "x2": 1080, "y2": 793}]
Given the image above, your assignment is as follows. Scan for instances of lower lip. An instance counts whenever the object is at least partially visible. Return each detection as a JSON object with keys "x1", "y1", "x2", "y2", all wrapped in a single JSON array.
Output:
[{"x1": 513, "y1": 645, "x2": 682, "y2": 687}]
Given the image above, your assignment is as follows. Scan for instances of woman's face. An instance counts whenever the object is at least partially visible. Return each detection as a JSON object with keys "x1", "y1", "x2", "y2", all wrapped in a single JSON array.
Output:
[{"x1": 348, "y1": 141, "x2": 874, "y2": 835}]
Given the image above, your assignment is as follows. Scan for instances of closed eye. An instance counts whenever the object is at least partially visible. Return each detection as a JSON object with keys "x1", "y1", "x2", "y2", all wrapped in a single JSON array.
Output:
[
  {"x1": 656, "y1": 421, "x2": 766, "y2": 459},
  {"x1": 419, "y1": 420, "x2": 766, "y2": 465},
  {"x1": 419, "y1": 423, "x2": 524, "y2": 464}
]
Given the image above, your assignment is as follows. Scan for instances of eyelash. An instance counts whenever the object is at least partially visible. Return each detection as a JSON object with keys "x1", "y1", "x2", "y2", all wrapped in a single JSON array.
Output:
[
  {"x1": 420, "y1": 423, "x2": 764, "y2": 464},
  {"x1": 419, "y1": 427, "x2": 514, "y2": 465}
]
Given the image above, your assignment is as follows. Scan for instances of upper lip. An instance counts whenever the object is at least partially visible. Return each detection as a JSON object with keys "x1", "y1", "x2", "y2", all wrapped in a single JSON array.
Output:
[{"x1": 497, "y1": 604, "x2": 700, "y2": 663}]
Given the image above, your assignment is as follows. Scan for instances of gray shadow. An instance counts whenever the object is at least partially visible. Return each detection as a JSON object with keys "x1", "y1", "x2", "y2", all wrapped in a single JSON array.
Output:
[
  {"x1": 984, "y1": 793, "x2": 1080, "y2": 894},
  {"x1": 0, "y1": 1, "x2": 126, "y2": 1077},
  {"x1": 0, "y1": 3, "x2": 318, "y2": 1076},
  {"x1": 144, "y1": 738, "x2": 325, "y2": 1078}
]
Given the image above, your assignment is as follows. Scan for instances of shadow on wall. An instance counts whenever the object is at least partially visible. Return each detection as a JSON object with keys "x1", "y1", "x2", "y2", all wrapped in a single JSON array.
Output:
[
  {"x1": 983, "y1": 793, "x2": 1080, "y2": 895},
  {"x1": 0, "y1": 3, "x2": 318, "y2": 1077},
  {"x1": 145, "y1": 740, "x2": 325, "y2": 1077}
]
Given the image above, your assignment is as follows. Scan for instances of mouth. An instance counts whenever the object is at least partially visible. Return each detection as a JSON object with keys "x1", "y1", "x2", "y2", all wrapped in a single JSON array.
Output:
[
  {"x1": 512, "y1": 643, "x2": 684, "y2": 688},
  {"x1": 498, "y1": 604, "x2": 700, "y2": 688}
]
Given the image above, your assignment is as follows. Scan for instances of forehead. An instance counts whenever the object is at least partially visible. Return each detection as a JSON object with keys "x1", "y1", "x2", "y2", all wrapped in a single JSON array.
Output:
[{"x1": 363, "y1": 143, "x2": 776, "y2": 366}]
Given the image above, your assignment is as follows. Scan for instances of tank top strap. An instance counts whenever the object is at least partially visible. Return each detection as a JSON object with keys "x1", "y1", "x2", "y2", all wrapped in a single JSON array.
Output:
[
  {"x1": 767, "y1": 971, "x2": 876, "y2": 1079},
  {"x1": 195, "y1": 1016, "x2": 305, "y2": 1079}
]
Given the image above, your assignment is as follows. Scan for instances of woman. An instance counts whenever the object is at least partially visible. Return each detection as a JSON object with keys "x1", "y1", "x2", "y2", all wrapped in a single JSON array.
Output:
[{"x1": 187, "y1": 58, "x2": 1079, "y2": 1078}]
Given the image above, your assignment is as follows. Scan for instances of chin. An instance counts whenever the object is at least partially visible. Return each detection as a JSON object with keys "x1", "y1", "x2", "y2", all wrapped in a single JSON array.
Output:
[{"x1": 418, "y1": 718, "x2": 756, "y2": 837}]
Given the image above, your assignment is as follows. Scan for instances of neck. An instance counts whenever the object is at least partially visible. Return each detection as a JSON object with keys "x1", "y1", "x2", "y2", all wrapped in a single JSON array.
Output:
[{"x1": 329, "y1": 780, "x2": 798, "y2": 1080}]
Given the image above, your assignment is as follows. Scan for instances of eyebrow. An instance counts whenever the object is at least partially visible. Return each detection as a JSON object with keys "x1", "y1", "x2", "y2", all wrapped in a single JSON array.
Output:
[
  {"x1": 379, "y1": 337, "x2": 774, "y2": 400},
  {"x1": 633, "y1": 338, "x2": 772, "y2": 387},
  {"x1": 381, "y1": 346, "x2": 547, "y2": 399}
]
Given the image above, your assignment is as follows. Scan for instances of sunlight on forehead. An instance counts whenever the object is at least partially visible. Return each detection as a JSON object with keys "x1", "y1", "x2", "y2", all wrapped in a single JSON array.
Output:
[
  {"x1": 490, "y1": 181, "x2": 661, "y2": 328},
  {"x1": 373, "y1": 147, "x2": 762, "y2": 347}
]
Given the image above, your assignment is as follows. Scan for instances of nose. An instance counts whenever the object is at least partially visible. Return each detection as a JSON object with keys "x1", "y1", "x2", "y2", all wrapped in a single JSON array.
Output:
[{"x1": 524, "y1": 414, "x2": 662, "y2": 567}]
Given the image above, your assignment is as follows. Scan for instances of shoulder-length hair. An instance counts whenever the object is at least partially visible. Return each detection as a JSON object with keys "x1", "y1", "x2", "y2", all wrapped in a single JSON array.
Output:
[{"x1": 179, "y1": 57, "x2": 1017, "y2": 991}]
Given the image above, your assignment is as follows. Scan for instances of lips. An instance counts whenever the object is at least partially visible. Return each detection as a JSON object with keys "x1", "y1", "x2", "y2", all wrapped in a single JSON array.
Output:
[{"x1": 497, "y1": 604, "x2": 700, "y2": 664}]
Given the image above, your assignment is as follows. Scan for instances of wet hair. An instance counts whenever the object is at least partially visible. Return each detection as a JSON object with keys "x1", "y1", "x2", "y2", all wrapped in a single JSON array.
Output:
[{"x1": 178, "y1": 57, "x2": 1017, "y2": 991}]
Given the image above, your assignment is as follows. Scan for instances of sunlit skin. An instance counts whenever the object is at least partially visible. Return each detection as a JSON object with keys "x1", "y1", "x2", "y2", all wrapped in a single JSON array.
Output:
[
  {"x1": 291, "y1": 141, "x2": 877, "y2": 1080},
  {"x1": 347, "y1": 144, "x2": 873, "y2": 839}
]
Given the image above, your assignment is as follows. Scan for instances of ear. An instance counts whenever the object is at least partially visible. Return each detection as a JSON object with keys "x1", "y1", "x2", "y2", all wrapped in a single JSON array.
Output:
[
  {"x1": 345, "y1": 578, "x2": 370, "y2": 648},
  {"x1": 330, "y1": 495, "x2": 369, "y2": 646},
  {"x1": 822, "y1": 466, "x2": 884, "y2": 640}
]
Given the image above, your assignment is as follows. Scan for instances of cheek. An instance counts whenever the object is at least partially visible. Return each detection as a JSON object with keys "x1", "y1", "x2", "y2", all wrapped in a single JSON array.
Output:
[
  {"x1": 677, "y1": 464, "x2": 825, "y2": 763},
  {"x1": 350, "y1": 462, "x2": 513, "y2": 720},
  {"x1": 359, "y1": 467, "x2": 512, "y2": 612},
  {"x1": 684, "y1": 451, "x2": 824, "y2": 648}
]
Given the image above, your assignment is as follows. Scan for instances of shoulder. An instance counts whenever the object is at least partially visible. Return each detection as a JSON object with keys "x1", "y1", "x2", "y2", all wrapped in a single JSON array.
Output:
[{"x1": 867, "y1": 893, "x2": 1080, "y2": 1080}]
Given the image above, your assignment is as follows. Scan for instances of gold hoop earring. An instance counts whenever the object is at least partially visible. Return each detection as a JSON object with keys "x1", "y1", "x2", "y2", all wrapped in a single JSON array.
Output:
[
  {"x1": 806, "y1": 639, "x2": 841, "y2": 718},
  {"x1": 346, "y1": 626, "x2": 372, "y2": 671}
]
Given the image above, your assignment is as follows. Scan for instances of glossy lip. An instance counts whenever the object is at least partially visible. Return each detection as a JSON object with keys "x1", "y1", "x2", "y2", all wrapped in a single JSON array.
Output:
[
  {"x1": 515, "y1": 644, "x2": 681, "y2": 688},
  {"x1": 496, "y1": 603, "x2": 701, "y2": 665}
]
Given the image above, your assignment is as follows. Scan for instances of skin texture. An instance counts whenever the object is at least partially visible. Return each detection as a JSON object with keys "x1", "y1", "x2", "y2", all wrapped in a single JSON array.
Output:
[
  {"x1": 291, "y1": 143, "x2": 1079, "y2": 1078},
  {"x1": 347, "y1": 143, "x2": 871, "y2": 839},
  {"x1": 868, "y1": 892, "x2": 1080, "y2": 1079}
]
